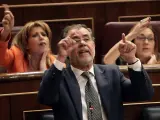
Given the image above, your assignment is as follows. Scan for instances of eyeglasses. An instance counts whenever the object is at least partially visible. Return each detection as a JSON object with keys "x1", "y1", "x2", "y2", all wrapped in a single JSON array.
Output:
[
  {"x1": 136, "y1": 36, "x2": 154, "y2": 41},
  {"x1": 71, "y1": 37, "x2": 92, "y2": 43}
]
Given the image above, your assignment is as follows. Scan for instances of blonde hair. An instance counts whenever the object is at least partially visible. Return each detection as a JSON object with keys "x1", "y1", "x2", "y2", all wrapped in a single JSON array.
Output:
[{"x1": 12, "y1": 21, "x2": 53, "y2": 67}]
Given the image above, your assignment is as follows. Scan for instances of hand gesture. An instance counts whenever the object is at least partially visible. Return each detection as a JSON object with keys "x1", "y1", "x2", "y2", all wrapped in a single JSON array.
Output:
[
  {"x1": 129, "y1": 17, "x2": 151, "y2": 39},
  {"x1": 57, "y1": 36, "x2": 77, "y2": 63},
  {"x1": 2, "y1": 4, "x2": 14, "y2": 34},
  {"x1": 119, "y1": 33, "x2": 137, "y2": 64},
  {"x1": 147, "y1": 54, "x2": 157, "y2": 64},
  {"x1": 39, "y1": 50, "x2": 49, "y2": 71}
]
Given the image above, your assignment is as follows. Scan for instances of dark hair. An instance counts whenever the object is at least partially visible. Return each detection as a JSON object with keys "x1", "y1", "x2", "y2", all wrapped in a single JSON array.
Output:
[{"x1": 62, "y1": 24, "x2": 95, "y2": 41}]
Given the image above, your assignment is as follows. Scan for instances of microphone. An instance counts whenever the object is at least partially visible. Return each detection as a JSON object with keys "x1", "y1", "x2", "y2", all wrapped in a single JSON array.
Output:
[
  {"x1": 89, "y1": 102, "x2": 94, "y2": 119},
  {"x1": 89, "y1": 102, "x2": 94, "y2": 110}
]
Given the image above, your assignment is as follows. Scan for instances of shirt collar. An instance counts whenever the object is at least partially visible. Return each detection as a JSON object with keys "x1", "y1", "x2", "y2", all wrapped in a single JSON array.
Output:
[{"x1": 71, "y1": 65, "x2": 95, "y2": 79}]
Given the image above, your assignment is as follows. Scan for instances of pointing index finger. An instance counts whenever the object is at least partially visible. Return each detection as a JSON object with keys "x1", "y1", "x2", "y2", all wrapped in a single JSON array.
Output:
[{"x1": 122, "y1": 33, "x2": 126, "y2": 43}]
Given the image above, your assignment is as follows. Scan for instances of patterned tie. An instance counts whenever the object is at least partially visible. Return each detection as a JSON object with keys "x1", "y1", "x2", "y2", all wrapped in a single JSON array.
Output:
[{"x1": 82, "y1": 72, "x2": 103, "y2": 120}]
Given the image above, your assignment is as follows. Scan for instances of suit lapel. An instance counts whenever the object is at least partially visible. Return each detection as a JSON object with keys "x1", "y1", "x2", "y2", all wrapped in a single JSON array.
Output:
[
  {"x1": 94, "y1": 65, "x2": 110, "y2": 117},
  {"x1": 64, "y1": 66, "x2": 82, "y2": 120}
]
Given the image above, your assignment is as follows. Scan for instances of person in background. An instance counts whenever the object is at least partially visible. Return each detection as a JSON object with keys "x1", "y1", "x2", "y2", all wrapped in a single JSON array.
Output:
[
  {"x1": 0, "y1": 4, "x2": 56, "y2": 73},
  {"x1": 38, "y1": 24, "x2": 153, "y2": 120},
  {"x1": 103, "y1": 17, "x2": 160, "y2": 65}
]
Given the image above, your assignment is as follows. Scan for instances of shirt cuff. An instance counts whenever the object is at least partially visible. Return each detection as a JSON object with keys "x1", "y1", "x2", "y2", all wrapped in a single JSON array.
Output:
[
  {"x1": 127, "y1": 59, "x2": 142, "y2": 71},
  {"x1": 54, "y1": 59, "x2": 64, "y2": 71}
]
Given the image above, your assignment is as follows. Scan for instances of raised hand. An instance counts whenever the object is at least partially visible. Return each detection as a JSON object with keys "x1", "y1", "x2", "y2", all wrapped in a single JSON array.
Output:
[
  {"x1": 128, "y1": 17, "x2": 151, "y2": 40},
  {"x1": 57, "y1": 36, "x2": 77, "y2": 63},
  {"x1": 119, "y1": 33, "x2": 137, "y2": 64},
  {"x1": 39, "y1": 50, "x2": 49, "y2": 71},
  {"x1": 2, "y1": 4, "x2": 14, "y2": 35}
]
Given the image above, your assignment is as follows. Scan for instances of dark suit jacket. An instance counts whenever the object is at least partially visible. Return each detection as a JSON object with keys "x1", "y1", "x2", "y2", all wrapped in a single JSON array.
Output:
[{"x1": 38, "y1": 64, "x2": 153, "y2": 120}]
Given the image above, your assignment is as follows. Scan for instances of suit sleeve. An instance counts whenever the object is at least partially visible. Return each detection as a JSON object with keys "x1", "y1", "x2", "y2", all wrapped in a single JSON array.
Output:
[
  {"x1": 38, "y1": 64, "x2": 63, "y2": 106},
  {"x1": 120, "y1": 66, "x2": 154, "y2": 102}
]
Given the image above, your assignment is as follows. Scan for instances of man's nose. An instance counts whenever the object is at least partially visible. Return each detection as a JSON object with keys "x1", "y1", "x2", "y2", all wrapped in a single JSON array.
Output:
[{"x1": 80, "y1": 39, "x2": 87, "y2": 45}]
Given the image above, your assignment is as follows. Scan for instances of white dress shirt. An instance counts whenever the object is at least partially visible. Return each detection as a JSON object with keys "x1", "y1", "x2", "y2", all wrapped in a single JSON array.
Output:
[{"x1": 53, "y1": 59, "x2": 142, "y2": 120}]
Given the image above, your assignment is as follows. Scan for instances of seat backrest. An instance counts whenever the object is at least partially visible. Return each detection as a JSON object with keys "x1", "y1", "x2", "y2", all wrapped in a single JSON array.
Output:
[
  {"x1": 0, "y1": 26, "x2": 22, "y2": 38},
  {"x1": 40, "y1": 111, "x2": 54, "y2": 120},
  {"x1": 11, "y1": 26, "x2": 22, "y2": 36},
  {"x1": 101, "y1": 21, "x2": 160, "y2": 63},
  {"x1": 0, "y1": 26, "x2": 22, "y2": 48},
  {"x1": 141, "y1": 106, "x2": 160, "y2": 120}
]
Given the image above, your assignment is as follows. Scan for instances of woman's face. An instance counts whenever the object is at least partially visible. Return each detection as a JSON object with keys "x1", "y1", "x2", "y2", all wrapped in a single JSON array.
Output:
[
  {"x1": 27, "y1": 26, "x2": 50, "y2": 55},
  {"x1": 134, "y1": 28, "x2": 155, "y2": 61}
]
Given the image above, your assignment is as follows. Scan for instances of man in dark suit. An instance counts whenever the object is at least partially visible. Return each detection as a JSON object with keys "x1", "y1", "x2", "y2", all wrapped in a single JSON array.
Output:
[{"x1": 38, "y1": 23, "x2": 153, "y2": 120}]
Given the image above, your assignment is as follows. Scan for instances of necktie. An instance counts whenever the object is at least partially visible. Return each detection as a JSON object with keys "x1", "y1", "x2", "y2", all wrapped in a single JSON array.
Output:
[{"x1": 82, "y1": 72, "x2": 103, "y2": 120}]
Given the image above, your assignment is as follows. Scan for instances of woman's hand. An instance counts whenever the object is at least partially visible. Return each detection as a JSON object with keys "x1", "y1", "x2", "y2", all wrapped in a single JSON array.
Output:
[
  {"x1": 147, "y1": 54, "x2": 157, "y2": 64},
  {"x1": 39, "y1": 50, "x2": 49, "y2": 71},
  {"x1": 127, "y1": 17, "x2": 151, "y2": 40},
  {"x1": 0, "y1": 4, "x2": 14, "y2": 41}
]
